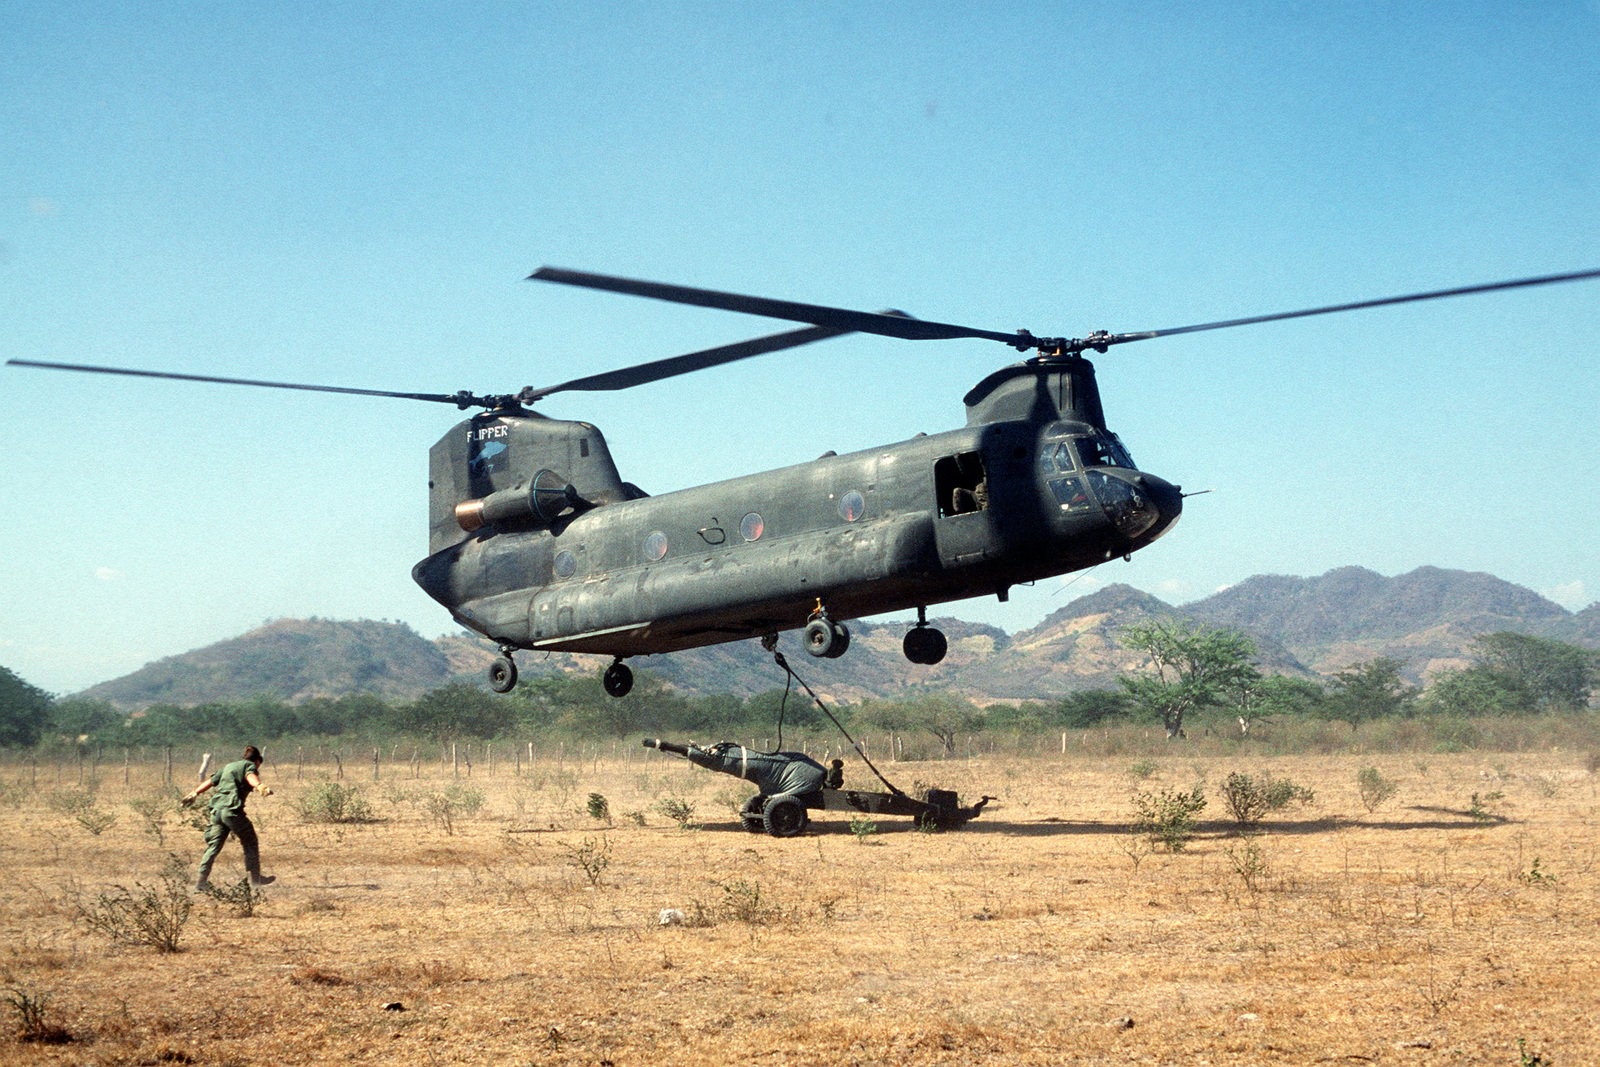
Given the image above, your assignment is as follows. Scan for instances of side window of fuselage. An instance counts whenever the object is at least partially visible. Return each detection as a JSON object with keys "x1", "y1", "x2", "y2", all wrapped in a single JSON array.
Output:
[{"x1": 935, "y1": 451, "x2": 988, "y2": 517}]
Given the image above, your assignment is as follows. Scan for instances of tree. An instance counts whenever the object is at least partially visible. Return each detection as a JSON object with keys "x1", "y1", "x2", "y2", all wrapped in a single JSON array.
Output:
[
  {"x1": 399, "y1": 684, "x2": 518, "y2": 741},
  {"x1": 1119, "y1": 619, "x2": 1259, "y2": 739},
  {"x1": 48, "y1": 697, "x2": 122, "y2": 745},
  {"x1": 854, "y1": 692, "x2": 983, "y2": 756},
  {"x1": 1233, "y1": 675, "x2": 1326, "y2": 735},
  {"x1": 1422, "y1": 666, "x2": 1521, "y2": 717},
  {"x1": 0, "y1": 666, "x2": 52, "y2": 747},
  {"x1": 1324, "y1": 657, "x2": 1418, "y2": 728},
  {"x1": 1470, "y1": 632, "x2": 1597, "y2": 713}
]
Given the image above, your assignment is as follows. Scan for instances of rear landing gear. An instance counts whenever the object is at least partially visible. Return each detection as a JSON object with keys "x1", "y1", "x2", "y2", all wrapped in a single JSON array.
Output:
[
  {"x1": 803, "y1": 602, "x2": 850, "y2": 659},
  {"x1": 488, "y1": 652, "x2": 519, "y2": 693},
  {"x1": 903, "y1": 607, "x2": 947, "y2": 665},
  {"x1": 603, "y1": 659, "x2": 634, "y2": 698}
]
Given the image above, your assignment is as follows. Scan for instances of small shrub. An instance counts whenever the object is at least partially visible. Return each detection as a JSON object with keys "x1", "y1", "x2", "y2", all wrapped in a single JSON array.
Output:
[
  {"x1": 712, "y1": 879, "x2": 781, "y2": 925},
  {"x1": 74, "y1": 808, "x2": 118, "y2": 836},
  {"x1": 560, "y1": 835, "x2": 611, "y2": 888},
  {"x1": 44, "y1": 790, "x2": 96, "y2": 816},
  {"x1": 1131, "y1": 786, "x2": 1207, "y2": 852},
  {"x1": 585, "y1": 793, "x2": 611, "y2": 824},
  {"x1": 1224, "y1": 836, "x2": 1270, "y2": 893},
  {"x1": 848, "y1": 815, "x2": 879, "y2": 843},
  {"x1": 1127, "y1": 760, "x2": 1160, "y2": 781},
  {"x1": 422, "y1": 784, "x2": 484, "y2": 835},
  {"x1": 72, "y1": 861, "x2": 193, "y2": 952},
  {"x1": 293, "y1": 782, "x2": 376, "y2": 824},
  {"x1": 128, "y1": 791, "x2": 178, "y2": 845},
  {"x1": 4, "y1": 984, "x2": 72, "y2": 1044},
  {"x1": 1468, "y1": 790, "x2": 1505, "y2": 823},
  {"x1": 654, "y1": 797, "x2": 697, "y2": 829},
  {"x1": 1220, "y1": 772, "x2": 1314, "y2": 828},
  {"x1": 205, "y1": 877, "x2": 267, "y2": 917},
  {"x1": 1519, "y1": 857, "x2": 1556, "y2": 887},
  {"x1": 1356, "y1": 766, "x2": 1398, "y2": 813}
]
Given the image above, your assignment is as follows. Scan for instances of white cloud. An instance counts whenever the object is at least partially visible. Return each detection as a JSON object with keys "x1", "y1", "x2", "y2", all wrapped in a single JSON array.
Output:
[
  {"x1": 94, "y1": 567, "x2": 124, "y2": 582},
  {"x1": 1543, "y1": 580, "x2": 1588, "y2": 610}
]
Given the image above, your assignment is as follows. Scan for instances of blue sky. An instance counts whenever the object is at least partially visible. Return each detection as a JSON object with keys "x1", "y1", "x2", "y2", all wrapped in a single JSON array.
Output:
[{"x1": 4, "y1": 2, "x2": 1597, "y2": 694}]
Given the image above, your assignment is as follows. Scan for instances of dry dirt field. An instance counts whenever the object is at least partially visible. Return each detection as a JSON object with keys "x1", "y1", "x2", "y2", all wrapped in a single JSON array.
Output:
[{"x1": 2, "y1": 744, "x2": 1597, "y2": 1066}]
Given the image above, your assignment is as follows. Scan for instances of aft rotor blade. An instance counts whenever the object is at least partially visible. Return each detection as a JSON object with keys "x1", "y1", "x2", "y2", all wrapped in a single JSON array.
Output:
[
  {"x1": 1105, "y1": 267, "x2": 1600, "y2": 347},
  {"x1": 5, "y1": 359, "x2": 482, "y2": 406},
  {"x1": 523, "y1": 324, "x2": 849, "y2": 400},
  {"x1": 530, "y1": 266, "x2": 1026, "y2": 346}
]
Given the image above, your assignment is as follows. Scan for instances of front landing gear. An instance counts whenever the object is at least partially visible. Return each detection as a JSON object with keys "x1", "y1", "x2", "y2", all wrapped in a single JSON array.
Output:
[
  {"x1": 603, "y1": 659, "x2": 634, "y2": 698},
  {"x1": 488, "y1": 651, "x2": 519, "y2": 693},
  {"x1": 903, "y1": 607, "x2": 947, "y2": 665}
]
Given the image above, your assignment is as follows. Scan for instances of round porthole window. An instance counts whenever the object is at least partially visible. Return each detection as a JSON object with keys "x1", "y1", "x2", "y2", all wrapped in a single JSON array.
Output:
[
  {"x1": 838, "y1": 490, "x2": 866, "y2": 522},
  {"x1": 643, "y1": 531, "x2": 669, "y2": 562},
  {"x1": 553, "y1": 550, "x2": 577, "y2": 578},
  {"x1": 740, "y1": 512, "x2": 765, "y2": 541}
]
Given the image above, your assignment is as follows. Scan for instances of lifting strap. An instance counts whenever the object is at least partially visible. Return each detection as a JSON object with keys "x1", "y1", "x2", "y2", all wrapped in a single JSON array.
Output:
[{"x1": 771, "y1": 651, "x2": 905, "y2": 797}]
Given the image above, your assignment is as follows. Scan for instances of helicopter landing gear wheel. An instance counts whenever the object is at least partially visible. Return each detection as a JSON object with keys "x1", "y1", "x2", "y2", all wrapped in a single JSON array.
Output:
[
  {"x1": 761, "y1": 795, "x2": 809, "y2": 837},
  {"x1": 804, "y1": 618, "x2": 850, "y2": 659},
  {"x1": 602, "y1": 660, "x2": 634, "y2": 699},
  {"x1": 903, "y1": 625, "x2": 947, "y2": 665},
  {"x1": 488, "y1": 655, "x2": 518, "y2": 694}
]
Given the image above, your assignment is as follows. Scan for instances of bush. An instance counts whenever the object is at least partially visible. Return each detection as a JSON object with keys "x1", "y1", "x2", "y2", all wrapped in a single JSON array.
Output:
[
  {"x1": 1131, "y1": 786, "x2": 1207, "y2": 852},
  {"x1": 293, "y1": 782, "x2": 376, "y2": 824},
  {"x1": 72, "y1": 860, "x2": 193, "y2": 952},
  {"x1": 654, "y1": 797, "x2": 697, "y2": 829},
  {"x1": 1356, "y1": 766, "x2": 1399, "y2": 813},
  {"x1": 1219, "y1": 772, "x2": 1315, "y2": 828},
  {"x1": 422, "y1": 784, "x2": 484, "y2": 834}
]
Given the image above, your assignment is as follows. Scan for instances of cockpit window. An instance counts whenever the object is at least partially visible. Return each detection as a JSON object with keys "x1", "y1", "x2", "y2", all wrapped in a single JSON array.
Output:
[{"x1": 1074, "y1": 433, "x2": 1135, "y2": 470}]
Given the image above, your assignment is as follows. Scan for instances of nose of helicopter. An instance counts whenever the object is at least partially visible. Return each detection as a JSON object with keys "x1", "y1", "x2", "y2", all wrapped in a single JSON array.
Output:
[{"x1": 1092, "y1": 469, "x2": 1183, "y2": 547}]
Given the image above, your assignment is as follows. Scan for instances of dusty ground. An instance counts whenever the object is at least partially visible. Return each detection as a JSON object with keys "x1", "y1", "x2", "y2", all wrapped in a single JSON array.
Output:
[{"x1": 1, "y1": 745, "x2": 1596, "y2": 1065}]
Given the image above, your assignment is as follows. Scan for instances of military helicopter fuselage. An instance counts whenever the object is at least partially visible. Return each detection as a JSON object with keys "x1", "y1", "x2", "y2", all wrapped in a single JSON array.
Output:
[
  {"x1": 411, "y1": 357, "x2": 1182, "y2": 694},
  {"x1": 13, "y1": 264, "x2": 1595, "y2": 698}
]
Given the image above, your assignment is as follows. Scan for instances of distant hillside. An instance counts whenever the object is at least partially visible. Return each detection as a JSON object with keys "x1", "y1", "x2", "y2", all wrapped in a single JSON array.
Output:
[
  {"x1": 1184, "y1": 566, "x2": 1578, "y2": 680},
  {"x1": 75, "y1": 566, "x2": 1597, "y2": 707},
  {"x1": 80, "y1": 619, "x2": 457, "y2": 707}
]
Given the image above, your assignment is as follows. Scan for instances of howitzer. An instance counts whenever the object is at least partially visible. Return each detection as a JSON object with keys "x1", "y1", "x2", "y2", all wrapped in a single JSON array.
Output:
[{"x1": 644, "y1": 738, "x2": 991, "y2": 837}]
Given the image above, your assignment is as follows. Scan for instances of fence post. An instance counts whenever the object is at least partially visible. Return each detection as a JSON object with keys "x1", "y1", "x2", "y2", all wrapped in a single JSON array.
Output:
[
  {"x1": 163, "y1": 746, "x2": 173, "y2": 786},
  {"x1": 452, "y1": 742, "x2": 459, "y2": 779},
  {"x1": 372, "y1": 748, "x2": 380, "y2": 782}
]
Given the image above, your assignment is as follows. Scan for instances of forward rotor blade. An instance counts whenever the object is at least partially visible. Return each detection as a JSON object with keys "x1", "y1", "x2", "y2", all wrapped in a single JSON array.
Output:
[
  {"x1": 5, "y1": 359, "x2": 479, "y2": 406},
  {"x1": 530, "y1": 266, "x2": 1025, "y2": 346},
  {"x1": 523, "y1": 324, "x2": 849, "y2": 401},
  {"x1": 1106, "y1": 267, "x2": 1600, "y2": 347}
]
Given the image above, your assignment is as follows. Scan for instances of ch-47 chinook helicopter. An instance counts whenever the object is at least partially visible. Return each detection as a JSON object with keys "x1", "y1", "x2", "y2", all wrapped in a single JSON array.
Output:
[{"x1": 11, "y1": 266, "x2": 1599, "y2": 698}]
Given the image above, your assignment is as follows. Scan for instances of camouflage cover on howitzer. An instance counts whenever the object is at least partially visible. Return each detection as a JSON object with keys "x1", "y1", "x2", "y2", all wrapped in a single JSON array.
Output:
[{"x1": 682, "y1": 741, "x2": 827, "y2": 796}]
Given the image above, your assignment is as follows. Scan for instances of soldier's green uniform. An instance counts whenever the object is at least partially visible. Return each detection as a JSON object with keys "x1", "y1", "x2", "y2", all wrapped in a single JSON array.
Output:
[{"x1": 195, "y1": 758, "x2": 267, "y2": 889}]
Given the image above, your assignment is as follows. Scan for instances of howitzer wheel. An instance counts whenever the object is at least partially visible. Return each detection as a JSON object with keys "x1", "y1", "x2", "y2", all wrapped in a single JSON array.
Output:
[
  {"x1": 761, "y1": 795, "x2": 809, "y2": 837},
  {"x1": 740, "y1": 794, "x2": 768, "y2": 833}
]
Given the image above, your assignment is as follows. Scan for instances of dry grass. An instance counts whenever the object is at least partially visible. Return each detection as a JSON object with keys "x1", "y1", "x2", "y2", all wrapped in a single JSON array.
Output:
[{"x1": 2, "y1": 746, "x2": 1597, "y2": 1065}]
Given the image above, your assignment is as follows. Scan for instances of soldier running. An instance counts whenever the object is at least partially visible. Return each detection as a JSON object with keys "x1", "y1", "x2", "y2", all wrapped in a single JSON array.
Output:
[{"x1": 182, "y1": 744, "x2": 276, "y2": 891}]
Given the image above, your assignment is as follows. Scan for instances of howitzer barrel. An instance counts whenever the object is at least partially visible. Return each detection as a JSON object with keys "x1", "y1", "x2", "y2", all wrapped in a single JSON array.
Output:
[{"x1": 643, "y1": 738, "x2": 690, "y2": 757}]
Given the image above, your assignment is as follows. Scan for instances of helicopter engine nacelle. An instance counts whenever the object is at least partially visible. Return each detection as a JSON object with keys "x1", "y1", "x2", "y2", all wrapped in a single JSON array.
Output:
[
  {"x1": 454, "y1": 468, "x2": 585, "y2": 532},
  {"x1": 427, "y1": 410, "x2": 631, "y2": 554}
]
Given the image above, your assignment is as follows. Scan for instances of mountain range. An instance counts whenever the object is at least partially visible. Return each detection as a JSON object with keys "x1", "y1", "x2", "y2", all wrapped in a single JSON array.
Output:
[{"x1": 78, "y1": 566, "x2": 1598, "y2": 708}]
